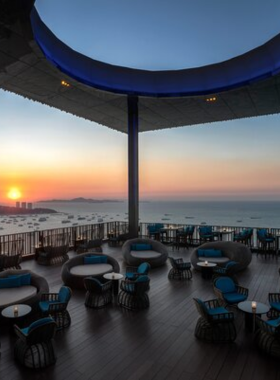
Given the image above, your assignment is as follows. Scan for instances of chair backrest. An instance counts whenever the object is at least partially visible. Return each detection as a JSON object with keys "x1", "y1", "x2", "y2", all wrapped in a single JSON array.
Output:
[
  {"x1": 84, "y1": 277, "x2": 102, "y2": 291},
  {"x1": 58, "y1": 286, "x2": 72, "y2": 304},
  {"x1": 193, "y1": 298, "x2": 208, "y2": 319},
  {"x1": 26, "y1": 317, "x2": 57, "y2": 344},
  {"x1": 137, "y1": 262, "x2": 150, "y2": 275},
  {"x1": 214, "y1": 277, "x2": 236, "y2": 294}
]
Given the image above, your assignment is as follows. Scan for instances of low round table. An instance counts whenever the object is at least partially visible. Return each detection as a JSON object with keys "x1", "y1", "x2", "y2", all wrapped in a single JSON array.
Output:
[
  {"x1": 1, "y1": 304, "x2": 32, "y2": 330},
  {"x1": 238, "y1": 301, "x2": 270, "y2": 332},
  {"x1": 197, "y1": 262, "x2": 217, "y2": 279},
  {"x1": 103, "y1": 273, "x2": 124, "y2": 295}
]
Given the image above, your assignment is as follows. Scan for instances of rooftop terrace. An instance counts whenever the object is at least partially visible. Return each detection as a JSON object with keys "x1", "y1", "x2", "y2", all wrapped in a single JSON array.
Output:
[{"x1": 0, "y1": 243, "x2": 279, "y2": 380}]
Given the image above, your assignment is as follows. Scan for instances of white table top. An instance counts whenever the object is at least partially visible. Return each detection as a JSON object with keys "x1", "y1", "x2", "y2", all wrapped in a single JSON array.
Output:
[
  {"x1": 1, "y1": 304, "x2": 31, "y2": 318},
  {"x1": 103, "y1": 272, "x2": 123, "y2": 280},
  {"x1": 197, "y1": 262, "x2": 217, "y2": 268}
]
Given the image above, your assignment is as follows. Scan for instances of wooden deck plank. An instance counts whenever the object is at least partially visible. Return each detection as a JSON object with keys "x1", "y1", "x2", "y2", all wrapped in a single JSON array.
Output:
[{"x1": 0, "y1": 244, "x2": 280, "y2": 380}]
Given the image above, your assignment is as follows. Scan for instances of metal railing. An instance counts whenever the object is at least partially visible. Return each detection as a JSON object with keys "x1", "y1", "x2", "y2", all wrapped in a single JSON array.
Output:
[{"x1": 0, "y1": 221, "x2": 279, "y2": 257}]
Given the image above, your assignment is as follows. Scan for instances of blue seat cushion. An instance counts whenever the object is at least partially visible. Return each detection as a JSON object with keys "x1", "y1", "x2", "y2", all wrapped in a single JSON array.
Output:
[
  {"x1": 270, "y1": 302, "x2": 280, "y2": 312},
  {"x1": 131, "y1": 244, "x2": 153, "y2": 251},
  {"x1": 207, "y1": 306, "x2": 230, "y2": 319},
  {"x1": 84, "y1": 255, "x2": 107, "y2": 264},
  {"x1": 266, "y1": 317, "x2": 280, "y2": 327},
  {"x1": 8, "y1": 273, "x2": 31, "y2": 286},
  {"x1": 0, "y1": 276, "x2": 21, "y2": 288},
  {"x1": 223, "y1": 293, "x2": 247, "y2": 304},
  {"x1": 27, "y1": 317, "x2": 54, "y2": 334},
  {"x1": 58, "y1": 286, "x2": 71, "y2": 303},
  {"x1": 138, "y1": 262, "x2": 150, "y2": 274},
  {"x1": 197, "y1": 249, "x2": 222, "y2": 258},
  {"x1": 215, "y1": 277, "x2": 236, "y2": 293},
  {"x1": 135, "y1": 275, "x2": 149, "y2": 283},
  {"x1": 39, "y1": 301, "x2": 61, "y2": 312}
]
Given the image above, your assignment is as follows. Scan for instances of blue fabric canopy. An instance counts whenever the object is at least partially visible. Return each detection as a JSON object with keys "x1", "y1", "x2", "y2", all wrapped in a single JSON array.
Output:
[{"x1": 31, "y1": 7, "x2": 280, "y2": 97}]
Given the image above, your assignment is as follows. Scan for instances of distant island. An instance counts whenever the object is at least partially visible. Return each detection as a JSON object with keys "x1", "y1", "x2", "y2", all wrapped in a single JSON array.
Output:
[
  {"x1": 38, "y1": 197, "x2": 123, "y2": 203},
  {"x1": 0, "y1": 205, "x2": 57, "y2": 215}
]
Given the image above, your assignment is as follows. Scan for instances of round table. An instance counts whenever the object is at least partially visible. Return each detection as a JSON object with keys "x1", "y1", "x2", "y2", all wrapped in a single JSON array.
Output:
[
  {"x1": 238, "y1": 301, "x2": 270, "y2": 332},
  {"x1": 103, "y1": 273, "x2": 124, "y2": 295},
  {"x1": 197, "y1": 262, "x2": 217, "y2": 279},
  {"x1": 1, "y1": 304, "x2": 32, "y2": 331}
]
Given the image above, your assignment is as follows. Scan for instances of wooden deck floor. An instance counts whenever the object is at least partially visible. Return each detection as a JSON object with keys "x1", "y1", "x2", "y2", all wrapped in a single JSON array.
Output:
[{"x1": 0, "y1": 245, "x2": 280, "y2": 380}]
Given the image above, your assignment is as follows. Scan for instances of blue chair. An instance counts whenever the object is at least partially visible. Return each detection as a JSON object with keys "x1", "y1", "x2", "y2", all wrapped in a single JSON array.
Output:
[
  {"x1": 168, "y1": 257, "x2": 192, "y2": 280},
  {"x1": 147, "y1": 223, "x2": 164, "y2": 240},
  {"x1": 255, "y1": 316, "x2": 280, "y2": 357},
  {"x1": 84, "y1": 277, "x2": 113, "y2": 308},
  {"x1": 39, "y1": 286, "x2": 72, "y2": 330},
  {"x1": 213, "y1": 276, "x2": 248, "y2": 307},
  {"x1": 14, "y1": 317, "x2": 57, "y2": 368},
  {"x1": 233, "y1": 228, "x2": 253, "y2": 247},
  {"x1": 199, "y1": 226, "x2": 215, "y2": 243},
  {"x1": 193, "y1": 298, "x2": 236, "y2": 342},
  {"x1": 212, "y1": 261, "x2": 240, "y2": 282},
  {"x1": 175, "y1": 225, "x2": 195, "y2": 249},
  {"x1": 118, "y1": 275, "x2": 150, "y2": 310},
  {"x1": 257, "y1": 229, "x2": 275, "y2": 255},
  {"x1": 125, "y1": 262, "x2": 151, "y2": 280},
  {"x1": 268, "y1": 293, "x2": 280, "y2": 319}
]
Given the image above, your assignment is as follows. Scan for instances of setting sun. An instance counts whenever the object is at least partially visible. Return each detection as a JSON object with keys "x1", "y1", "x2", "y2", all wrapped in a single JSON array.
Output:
[{"x1": 7, "y1": 187, "x2": 22, "y2": 200}]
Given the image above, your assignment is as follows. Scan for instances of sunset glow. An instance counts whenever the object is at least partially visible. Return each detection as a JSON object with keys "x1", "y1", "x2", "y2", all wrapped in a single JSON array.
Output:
[{"x1": 7, "y1": 187, "x2": 22, "y2": 200}]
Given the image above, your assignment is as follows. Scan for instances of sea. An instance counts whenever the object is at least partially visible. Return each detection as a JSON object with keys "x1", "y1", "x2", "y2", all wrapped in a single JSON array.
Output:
[{"x1": 1, "y1": 200, "x2": 280, "y2": 236}]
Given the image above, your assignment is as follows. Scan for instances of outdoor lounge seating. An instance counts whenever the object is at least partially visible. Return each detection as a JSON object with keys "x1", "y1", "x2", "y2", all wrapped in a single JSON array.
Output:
[
  {"x1": 168, "y1": 257, "x2": 192, "y2": 280},
  {"x1": 61, "y1": 252, "x2": 120, "y2": 289},
  {"x1": 39, "y1": 286, "x2": 72, "y2": 330},
  {"x1": 174, "y1": 225, "x2": 195, "y2": 249},
  {"x1": 76, "y1": 239, "x2": 103, "y2": 254},
  {"x1": 125, "y1": 262, "x2": 151, "y2": 280},
  {"x1": 147, "y1": 223, "x2": 164, "y2": 240},
  {"x1": 212, "y1": 260, "x2": 241, "y2": 281},
  {"x1": 198, "y1": 226, "x2": 215, "y2": 243},
  {"x1": 190, "y1": 241, "x2": 252, "y2": 271},
  {"x1": 0, "y1": 253, "x2": 22, "y2": 271},
  {"x1": 213, "y1": 276, "x2": 248, "y2": 307},
  {"x1": 118, "y1": 275, "x2": 150, "y2": 310},
  {"x1": 193, "y1": 298, "x2": 237, "y2": 342},
  {"x1": 257, "y1": 228, "x2": 276, "y2": 254},
  {"x1": 36, "y1": 244, "x2": 69, "y2": 265},
  {"x1": 268, "y1": 293, "x2": 280, "y2": 319},
  {"x1": 14, "y1": 317, "x2": 57, "y2": 368},
  {"x1": 233, "y1": 228, "x2": 253, "y2": 247},
  {"x1": 84, "y1": 277, "x2": 113, "y2": 308},
  {"x1": 122, "y1": 238, "x2": 168, "y2": 268},
  {"x1": 0, "y1": 270, "x2": 49, "y2": 317},
  {"x1": 255, "y1": 316, "x2": 280, "y2": 357}
]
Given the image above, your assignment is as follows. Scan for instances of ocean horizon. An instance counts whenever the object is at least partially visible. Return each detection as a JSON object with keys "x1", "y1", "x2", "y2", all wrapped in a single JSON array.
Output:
[{"x1": 1, "y1": 200, "x2": 280, "y2": 236}]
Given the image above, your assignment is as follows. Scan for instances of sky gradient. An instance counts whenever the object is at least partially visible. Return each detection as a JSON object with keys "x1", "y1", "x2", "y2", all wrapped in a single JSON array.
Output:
[{"x1": 1, "y1": 1, "x2": 280, "y2": 204}]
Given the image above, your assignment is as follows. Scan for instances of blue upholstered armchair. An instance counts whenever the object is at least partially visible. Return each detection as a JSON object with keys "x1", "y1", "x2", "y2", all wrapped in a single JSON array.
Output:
[
  {"x1": 168, "y1": 257, "x2": 192, "y2": 280},
  {"x1": 84, "y1": 277, "x2": 113, "y2": 308},
  {"x1": 213, "y1": 276, "x2": 248, "y2": 306},
  {"x1": 233, "y1": 228, "x2": 253, "y2": 246},
  {"x1": 212, "y1": 260, "x2": 240, "y2": 281},
  {"x1": 255, "y1": 316, "x2": 280, "y2": 357},
  {"x1": 199, "y1": 226, "x2": 215, "y2": 243},
  {"x1": 125, "y1": 262, "x2": 151, "y2": 280},
  {"x1": 257, "y1": 228, "x2": 275, "y2": 252},
  {"x1": 118, "y1": 275, "x2": 150, "y2": 310},
  {"x1": 147, "y1": 223, "x2": 164, "y2": 240},
  {"x1": 39, "y1": 286, "x2": 72, "y2": 330},
  {"x1": 14, "y1": 317, "x2": 57, "y2": 368},
  {"x1": 193, "y1": 298, "x2": 236, "y2": 342}
]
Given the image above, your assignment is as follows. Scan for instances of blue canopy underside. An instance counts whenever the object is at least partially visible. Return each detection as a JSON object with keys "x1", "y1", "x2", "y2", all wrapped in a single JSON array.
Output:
[{"x1": 31, "y1": 7, "x2": 280, "y2": 98}]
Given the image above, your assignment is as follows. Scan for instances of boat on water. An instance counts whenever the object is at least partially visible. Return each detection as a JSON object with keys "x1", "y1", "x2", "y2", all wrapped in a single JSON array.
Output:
[{"x1": 39, "y1": 217, "x2": 47, "y2": 222}]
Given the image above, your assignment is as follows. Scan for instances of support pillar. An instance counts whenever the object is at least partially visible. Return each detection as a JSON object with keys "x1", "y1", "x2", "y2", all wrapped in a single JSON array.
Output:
[{"x1": 127, "y1": 96, "x2": 139, "y2": 238}]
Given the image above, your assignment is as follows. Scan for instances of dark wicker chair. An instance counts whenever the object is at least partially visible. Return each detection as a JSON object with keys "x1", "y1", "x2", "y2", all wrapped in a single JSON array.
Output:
[
  {"x1": 0, "y1": 253, "x2": 22, "y2": 271},
  {"x1": 168, "y1": 257, "x2": 192, "y2": 280},
  {"x1": 84, "y1": 277, "x2": 112, "y2": 308},
  {"x1": 255, "y1": 316, "x2": 280, "y2": 357},
  {"x1": 76, "y1": 239, "x2": 103, "y2": 254},
  {"x1": 39, "y1": 286, "x2": 72, "y2": 330},
  {"x1": 268, "y1": 293, "x2": 280, "y2": 319},
  {"x1": 14, "y1": 317, "x2": 57, "y2": 368},
  {"x1": 37, "y1": 244, "x2": 69, "y2": 266},
  {"x1": 125, "y1": 262, "x2": 151, "y2": 280},
  {"x1": 212, "y1": 261, "x2": 241, "y2": 282},
  {"x1": 193, "y1": 298, "x2": 236, "y2": 342},
  {"x1": 118, "y1": 275, "x2": 150, "y2": 310},
  {"x1": 213, "y1": 276, "x2": 248, "y2": 307}
]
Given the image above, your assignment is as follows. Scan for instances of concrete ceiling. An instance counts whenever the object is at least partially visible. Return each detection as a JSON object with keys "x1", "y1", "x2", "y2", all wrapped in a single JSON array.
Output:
[{"x1": 1, "y1": 0, "x2": 280, "y2": 134}]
